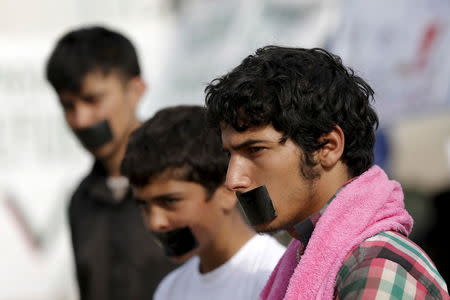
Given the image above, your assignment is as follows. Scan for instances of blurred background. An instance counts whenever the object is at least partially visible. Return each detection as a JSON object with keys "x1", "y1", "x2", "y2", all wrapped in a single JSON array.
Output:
[{"x1": 0, "y1": 0, "x2": 449, "y2": 299}]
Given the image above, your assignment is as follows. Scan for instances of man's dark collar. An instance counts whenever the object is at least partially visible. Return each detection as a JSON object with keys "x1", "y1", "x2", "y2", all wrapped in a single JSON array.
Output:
[
  {"x1": 91, "y1": 160, "x2": 108, "y2": 177},
  {"x1": 293, "y1": 177, "x2": 356, "y2": 248},
  {"x1": 87, "y1": 161, "x2": 131, "y2": 204},
  {"x1": 293, "y1": 195, "x2": 334, "y2": 247}
]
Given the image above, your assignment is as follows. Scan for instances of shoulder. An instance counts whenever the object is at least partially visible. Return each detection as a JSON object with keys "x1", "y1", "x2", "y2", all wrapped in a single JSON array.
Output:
[
  {"x1": 68, "y1": 170, "x2": 96, "y2": 209},
  {"x1": 336, "y1": 231, "x2": 448, "y2": 299},
  {"x1": 254, "y1": 234, "x2": 285, "y2": 249},
  {"x1": 67, "y1": 171, "x2": 98, "y2": 226},
  {"x1": 250, "y1": 234, "x2": 285, "y2": 255},
  {"x1": 154, "y1": 257, "x2": 198, "y2": 300},
  {"x1": 242, "y1": 234, "x2": 286, "y2": 270}
]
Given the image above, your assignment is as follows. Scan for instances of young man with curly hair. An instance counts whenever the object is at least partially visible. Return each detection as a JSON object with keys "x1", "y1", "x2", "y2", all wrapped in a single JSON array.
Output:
[{"x1": 205, "y1": 46, "x2": 448, "y2": 299}]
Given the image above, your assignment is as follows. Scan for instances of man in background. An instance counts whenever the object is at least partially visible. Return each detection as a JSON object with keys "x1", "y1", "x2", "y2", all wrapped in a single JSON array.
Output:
[{"x1": 46, "y1": 26, "x2": 175, "y2": 300}]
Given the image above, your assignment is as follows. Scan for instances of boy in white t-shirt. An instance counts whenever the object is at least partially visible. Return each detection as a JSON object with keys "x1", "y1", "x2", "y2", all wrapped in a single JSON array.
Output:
[{"x1": 121, "y1": 105, "x2": 285, "y2": 300}]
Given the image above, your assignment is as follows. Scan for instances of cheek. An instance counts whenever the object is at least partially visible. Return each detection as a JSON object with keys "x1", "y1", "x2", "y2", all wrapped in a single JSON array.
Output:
[
  {"x1": 106, "y1": 99, "x2": 124, "y2": 119},
  {"x1": 140, "y1": 208, "x2": 152, "y2": 229},
  {"x1": 101, "y1": 92, "x2": 129, "y2": 120},
  {"x1": 64, "y1": 111, "x2": 74, "y2": 124},
  {"x1": 172, "y1": 200, "x2": 205, "y2": 227},
  {"x1": 264, "y1": 159, "x2": 304, "y2": 211},
  {"x1": 188, "y1": 202, "x2": 220, "y2": 243}
]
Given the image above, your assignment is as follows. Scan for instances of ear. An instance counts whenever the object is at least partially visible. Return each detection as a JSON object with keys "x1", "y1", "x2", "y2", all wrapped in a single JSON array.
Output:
[
  {"x1": 316, "y1": 125, "x2": 345, "y2": 169},
  {"x1": 212, "y1": 184, "x2": 238, "y2": 213},
  {"x1": 126, "y1": 76, "x2": 147, "y2": 109}
]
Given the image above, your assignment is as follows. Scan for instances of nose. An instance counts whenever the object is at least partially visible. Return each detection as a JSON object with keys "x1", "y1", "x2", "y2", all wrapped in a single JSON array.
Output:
[
  {"x1": 225, "y1": 156, "x2": 252, "y2": 193},
  {"x1": 143, "y1": 205, "x2": 170, "y2": 233},
  {"x1": 68, "y1": 102, "x2": 96, "y2": 130}
]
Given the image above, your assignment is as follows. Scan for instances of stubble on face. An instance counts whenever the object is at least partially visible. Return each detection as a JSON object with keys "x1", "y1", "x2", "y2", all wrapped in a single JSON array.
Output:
[
  {"x1": 222, "y1": 124, "x2": 323, "y2": 234},
  {"x1": 254, "y1": 164, "x2": 319, "y2": 234}
]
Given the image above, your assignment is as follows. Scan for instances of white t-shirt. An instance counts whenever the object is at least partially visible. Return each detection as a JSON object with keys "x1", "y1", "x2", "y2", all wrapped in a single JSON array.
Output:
[{"x1": 154, "y1": 234, "x2": 285, "y2": 300}]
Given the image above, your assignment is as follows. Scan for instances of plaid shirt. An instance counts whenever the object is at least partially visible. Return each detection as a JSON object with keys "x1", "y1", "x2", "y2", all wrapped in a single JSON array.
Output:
[{"x1": 294, "y1": 195, "x2": 449, "y2": 300}]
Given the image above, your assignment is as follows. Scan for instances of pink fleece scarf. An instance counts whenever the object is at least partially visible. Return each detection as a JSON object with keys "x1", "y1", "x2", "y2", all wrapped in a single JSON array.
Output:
[{"x1": 261, "y1": 165, "x2": 413, "y2": 300}]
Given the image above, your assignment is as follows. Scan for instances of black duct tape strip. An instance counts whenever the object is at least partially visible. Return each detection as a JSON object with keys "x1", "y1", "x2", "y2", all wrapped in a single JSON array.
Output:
[
  {"x1": 152, "y1": 227, "x2": 198, "y2": 257},
  {"x1": 237, "y1": 185, "x2": 277, "y2": 226},
  {"x1": 73, "y1": 120, "x2": 113, "y2": 149}
]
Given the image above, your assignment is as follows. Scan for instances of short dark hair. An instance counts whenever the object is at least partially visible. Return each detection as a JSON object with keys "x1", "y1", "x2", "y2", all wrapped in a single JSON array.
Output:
[
  {"x1": 46, "y1": 26, "x2": 141, "y2": 94},
  {"x1": 121, "y1": 105, "x2": 229, "y2": 194},
  {"x1": 205, "y1": 46, "x2": 379, "y2": 178}
]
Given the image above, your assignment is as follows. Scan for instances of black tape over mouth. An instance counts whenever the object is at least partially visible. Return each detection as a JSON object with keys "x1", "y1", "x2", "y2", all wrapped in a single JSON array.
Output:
[
  {"x1": 73, "y1": 120, "x2": 113, "y2": 149},
  {"x1": 237, "y1": 185, "x2": 277, "y2": 226},
  {"x1": 152, "y1": 227, "x2": 198, "y2": 257}
]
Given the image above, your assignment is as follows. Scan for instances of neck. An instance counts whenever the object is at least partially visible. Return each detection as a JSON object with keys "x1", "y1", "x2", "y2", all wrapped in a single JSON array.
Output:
[
  {"x1": 315, "y1": 162, "x2": 352, "y2": 209},
  {"x1": 287, "y1": 161, "x2": 352, "y2": 239},
  {"x1": 198, "y1": 211, "x2": 255, "y2": 273},
  {"x1": 102, "y1": 145, "x2": 126, "y2": 177},
  {"x1": 103, "y1": 120, "x2": 141, "y2": 177}
]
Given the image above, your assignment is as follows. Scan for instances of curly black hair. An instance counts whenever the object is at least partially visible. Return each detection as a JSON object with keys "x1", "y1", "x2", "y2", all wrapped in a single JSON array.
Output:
[
  {"x1": 121, "y1": 105, "x2": 229, "y2": 195},
  {"x1": 205, "y1": 46, "x2": 379, "y2": 177}
]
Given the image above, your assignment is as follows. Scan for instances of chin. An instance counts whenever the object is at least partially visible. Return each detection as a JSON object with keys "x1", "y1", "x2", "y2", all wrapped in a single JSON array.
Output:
[
  {"x1": 89, "y1": 142, "x2": 115, "y2": 160},
  {"x1": 168, "y1": 250, "x2": 196, "y2": 264},
  {"x1": 253, "y1": 220, "x2": 284, "y2": 234}
]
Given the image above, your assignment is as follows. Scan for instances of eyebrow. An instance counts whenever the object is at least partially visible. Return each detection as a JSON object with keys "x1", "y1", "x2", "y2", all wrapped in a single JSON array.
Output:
[
  {"x1": 134, "y1": 192, "x2": 182, "y2": 204},
  {"x1": 59, "y1": 97, "x2": 73, "y2": 104},
  {"x1": 227, "y1": 139, "x2": 268, "y2": 151},
  {"x1": 58, "y1": 91, "x2": 103, "y2": 104},
  {"x1": 80, "y1": 91, "x2": 104, "y2": 101},
  {"x1": 134, "y1": 197, "x2": 148, "y2": 205}
]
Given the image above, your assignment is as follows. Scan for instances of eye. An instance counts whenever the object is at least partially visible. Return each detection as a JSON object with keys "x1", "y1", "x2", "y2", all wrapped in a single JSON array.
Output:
[
  {"x1": 84, "y1": 95, "x2": 101, "y2": 104},
  {"x1": 248, "y1": 146, "x2": 265, "y2": 154},
  {"x1": 134, "y1": 198, "x2": 148, "y2": 207},
  {"x1": 158, "y1": 196, "x2": 182, "y2": 209},
  {"x1": 61, "y1": 102, "x2": 74, "y2": 111},
  {"x1": 164, "y1": 197, "x2": 180, "y2": 204}
]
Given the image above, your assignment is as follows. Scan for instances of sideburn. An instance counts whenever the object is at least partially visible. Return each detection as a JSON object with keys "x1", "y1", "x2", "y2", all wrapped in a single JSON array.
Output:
[
  {"x1": 300, "y1": 151, "x2": 321, "y2": 180},
  {"x1": 278, "y1": 135, "x2": 321, "y2": 181}
]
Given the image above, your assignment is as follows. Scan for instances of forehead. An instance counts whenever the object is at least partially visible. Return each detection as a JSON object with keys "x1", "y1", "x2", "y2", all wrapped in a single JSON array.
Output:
[
  {"x1": 221, "y1": 124, "x2": 284, "y2": 148},
  {"x1": 134, "y1": 178, "x2": 207, "y2": 199},
  {"x1": 59, "y1": 70, "x2": 124, "y2": 98},
  {"x1": 81, "y1": 70, "x2": 124, "y2": 91}
]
